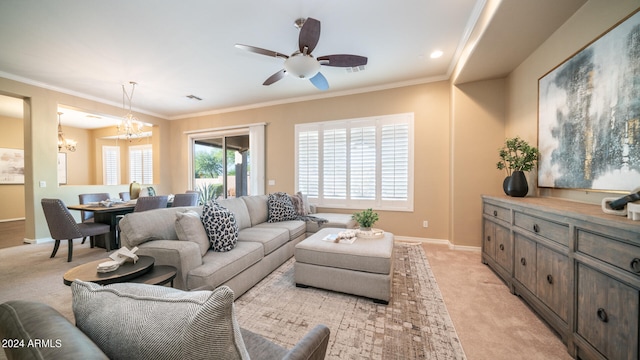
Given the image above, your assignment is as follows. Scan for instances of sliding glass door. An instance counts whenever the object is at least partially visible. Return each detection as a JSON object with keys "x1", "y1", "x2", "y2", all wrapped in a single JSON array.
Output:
[{"x1": 188, "y1": 123, "x2": 264, "y2": 202}]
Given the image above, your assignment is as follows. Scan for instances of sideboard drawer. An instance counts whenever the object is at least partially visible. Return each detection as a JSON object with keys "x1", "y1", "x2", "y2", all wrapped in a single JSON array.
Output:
[
  {"x1": 484, "y1": 203, "x2": 510, "y2": 223},
  {"x1": 577, "y1": 229, "x2": 640, "y2": 277},
  {"x1": 577, "y1": 264, "x2": 639, "y2": 360},
  {"x1": 514, "y1": 212, "x2": 569, "y2": 246}
]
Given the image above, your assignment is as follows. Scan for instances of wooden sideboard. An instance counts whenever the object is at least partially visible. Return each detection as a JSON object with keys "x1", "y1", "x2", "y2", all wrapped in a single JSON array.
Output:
[{"x1": 481, "y1": 195, "x2": 640, "y2": 360}]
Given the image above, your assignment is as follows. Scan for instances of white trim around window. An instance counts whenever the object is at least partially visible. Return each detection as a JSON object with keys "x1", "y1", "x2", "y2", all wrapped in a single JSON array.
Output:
[{"x1": 295, "y1": 113, "x2": 414, "y2": 211}]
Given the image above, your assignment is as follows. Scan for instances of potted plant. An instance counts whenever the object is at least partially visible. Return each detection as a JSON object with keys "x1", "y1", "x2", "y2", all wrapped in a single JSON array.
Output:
[
  {"x1": 497, "y1": 137, "x2": 538, "y2": 197},
  {"x1": 352, "y1": 208, "x2": 379, "y2": 231}
]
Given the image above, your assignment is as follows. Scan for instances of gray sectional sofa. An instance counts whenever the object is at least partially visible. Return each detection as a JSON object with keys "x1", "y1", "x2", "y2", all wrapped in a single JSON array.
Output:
[{"x1": 119, "y1": 194, "x2": 355, "y2": 298}]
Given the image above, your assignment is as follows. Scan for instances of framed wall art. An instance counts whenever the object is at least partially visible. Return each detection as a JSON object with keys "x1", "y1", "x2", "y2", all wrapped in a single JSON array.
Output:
[
  {"x1": 538, "y1": 9, "x2": 640, "y2": 192},
  {"x1": 0, "y1": 148, "x2": 24, "y2": 184}
]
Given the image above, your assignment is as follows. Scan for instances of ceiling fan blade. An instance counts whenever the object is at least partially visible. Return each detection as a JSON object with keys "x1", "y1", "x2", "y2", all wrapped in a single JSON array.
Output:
[
  {"x1": 263, "y1": 69, "x2": 287, "y2": 86},
  {"x1": 235, "y1": 44, "x2": 289, "y2": 59},
  {"x1": 317, "y1": 54, "x2": 368, "y2": 67},
  {"x1": 299, "y1": 18, "x2": 321, "y2": 54},
  {"x1": 309, "y1": 72, "x2": 329, "y2": 91}
]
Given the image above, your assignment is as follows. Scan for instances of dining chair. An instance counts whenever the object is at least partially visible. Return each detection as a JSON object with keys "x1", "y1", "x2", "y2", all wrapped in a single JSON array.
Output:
[
  {"x1": 78, "y1": 193, "x2": 110, "y2": 222},
  {"x1": 134, "y1": 195, "x2": 169, "y2": 212},
  {"x1": 41, "y1": 198, "x2": 110, "y2": 262},
  {"x1": 78, "y1": 193, "x2": 109, "y2": 245},
  {"x1": 119, "y1": 192, "x2": 131, "y2": 201},
  {"x1": 171, "y1": 193, "x2": 199, "y2": 207},
  {"x1": 114, "y1": 196, "x2": 169, "y2": 247}
]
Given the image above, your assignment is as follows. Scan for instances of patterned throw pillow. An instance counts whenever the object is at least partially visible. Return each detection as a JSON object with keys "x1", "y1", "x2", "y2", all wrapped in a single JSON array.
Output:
[
  {"x1": 202, "y1": 201, "x2": 239, "y2": 252},
  {"x1": 267, "y1": 192, "x2": 298, "y2": 222}
]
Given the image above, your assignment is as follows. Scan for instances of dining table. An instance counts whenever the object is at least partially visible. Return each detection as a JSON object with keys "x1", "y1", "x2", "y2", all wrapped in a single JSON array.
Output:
[{"x1": 67, "y1": 202, "x2": 136, "y2": 251}]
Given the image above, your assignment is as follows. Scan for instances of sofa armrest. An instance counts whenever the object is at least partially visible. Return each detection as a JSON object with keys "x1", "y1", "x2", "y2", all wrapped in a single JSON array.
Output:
[
  {"x1": 283, "y1": 324, "x2": 330, "y2": 360},
  {"x1": 136, "y1": 240, "x2": 203, "y2": 290},
  {"x1": 0, "y1": 300, "x2": 108, "y2": 360}
]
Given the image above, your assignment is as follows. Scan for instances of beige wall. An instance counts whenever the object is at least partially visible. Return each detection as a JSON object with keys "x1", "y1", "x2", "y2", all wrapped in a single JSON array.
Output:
[
  {"x1": 450, "y1": 79, "x2": 507, "y2": 247},
  {"x1": 170, "y1": 82, "x2": 454, "y2": 242},
  {"x1": 506, "y1": 0, "x2": 640, "y2": 203},
  {"x1": 0, "y1": 115, "x2": 25, "y2": 220},
  {"x1": 2, "y1": 0, "x2": 636, "y2": 246},
  {"x1": 0, "y1": 77, "x2": 169, "y2": 241}
]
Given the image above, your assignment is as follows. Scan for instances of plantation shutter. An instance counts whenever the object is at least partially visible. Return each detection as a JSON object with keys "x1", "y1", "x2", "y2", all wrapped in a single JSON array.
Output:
[
  {"x1": 323, "y1": 128, "x2": 347, "y2": 199},
  {"x1": 102, "y1": 146, "x2": 120, "y2": 185},
  {"x1": 129, "y1": 144, "x2": 153, "y2": 184},
  {"x1": 350, "y1": 125, "x2": 376, "y2": 200},
  {"x1": 381, "y1": 122, "x2": 409, "y2": 200},
  {"x1": 295, "y1": 113, "x2": 413, "y2": 211},
  {"x1": 297, "y1": 130, "x2": 319, "y2": 197}
]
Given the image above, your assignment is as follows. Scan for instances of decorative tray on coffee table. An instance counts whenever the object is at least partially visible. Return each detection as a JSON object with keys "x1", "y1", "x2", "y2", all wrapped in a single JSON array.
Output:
[{"x1": 356, "y1": 228, "x2": 385, "y2": 239}]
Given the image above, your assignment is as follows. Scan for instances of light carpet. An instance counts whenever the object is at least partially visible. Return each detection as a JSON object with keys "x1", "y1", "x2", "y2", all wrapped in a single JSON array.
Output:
[
  {"x1": 0, "y1": 242, "x2": 466, "y2": 360},
  {"x1": 235, "y1": 243, "x2": 467, "y2": 360}
]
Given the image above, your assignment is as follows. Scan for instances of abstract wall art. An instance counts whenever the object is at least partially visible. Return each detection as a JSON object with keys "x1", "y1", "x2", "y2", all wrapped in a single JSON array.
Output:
[
  {"x1": 0, "y1": 148, "x2": 24, "y2": 184},
  {"x1": 538, "y1": 9, "x2": 640, "y2": 192}
]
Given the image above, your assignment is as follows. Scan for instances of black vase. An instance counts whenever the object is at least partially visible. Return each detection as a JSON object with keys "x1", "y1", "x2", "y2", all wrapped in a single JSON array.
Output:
[
  {"x1": 506, "y1": 171, "x2": 528, "y2": 197},
  {"x1": 503, "y1": 176, "x2": 511, "y2": 195}
]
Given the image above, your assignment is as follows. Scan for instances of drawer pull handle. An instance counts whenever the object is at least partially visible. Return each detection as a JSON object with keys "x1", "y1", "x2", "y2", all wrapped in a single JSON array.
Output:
[
  {"x1": 546, "y1": 274, "x2": 553, "y2": 284},
  {"x1": 597, "y1": 308, "x2": 608, "y2": 323},
  {"x1": 533, "y1": 224, "x2": 540, "y2": 233},
  {"x1": 487, "y1": 236, "x2": 491, "y2": 242},
  {"x1": 499, "y1": 244, "x2": 504, "y2": 251},
  {"x1": 520, "y1": 257, "x2": 526, "y2": 266},
  {"x1": 493, "y1": 210, "x2": 498, "y2": 216},
  {"x1": 631, "y1": 258, "x2": 640, "y2": 273}
]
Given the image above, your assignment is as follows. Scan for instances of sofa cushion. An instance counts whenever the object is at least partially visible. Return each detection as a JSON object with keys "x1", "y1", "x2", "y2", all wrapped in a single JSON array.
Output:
[
  {"x1": 120, "y1": 206, "x2": 202, "y2": 247},
  {"x1": 237, "y1": 227, "x2": 290, "y2": 255},
  {"x1": 254, "y1": 220, "x2": 306, "y2": 240},
  {"x1": 188, "y1": 241, "x2": 264, "y2": 290},
  {"x1": 202, "y1": 202, "x2": 239, "y2": 252},
  {"x1": 241, "y1": 195, "x2": 269, "y2": 226},
  {"x1": 72, "y1": 280, "x2": 250, "y2": 360},
  {"x1": 267, "y1": 192, "x2": 298, "y2": 222},
  {"x1": 305, "y1": 212, "x2": 357, "y2": 233},
  {"x1": 217, "y1": 197, "x2": 251, "y2": 231},
  {"x1": 175, "y1": 210, "x2": 210, "y2": 256},
  {"x1": 0, "y1": 300, "x2": 109, "y2": 360}
]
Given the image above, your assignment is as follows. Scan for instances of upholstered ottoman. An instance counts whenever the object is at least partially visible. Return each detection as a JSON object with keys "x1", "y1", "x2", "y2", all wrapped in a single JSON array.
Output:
[{"x1": 294, "y1": 227, "x2": 394, "y2": 304}]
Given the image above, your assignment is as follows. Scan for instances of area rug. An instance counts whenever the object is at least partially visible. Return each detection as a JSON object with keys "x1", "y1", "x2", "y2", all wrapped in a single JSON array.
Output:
[{"x1": 235, "y1": 243, "x2": 467, "y2": 360}]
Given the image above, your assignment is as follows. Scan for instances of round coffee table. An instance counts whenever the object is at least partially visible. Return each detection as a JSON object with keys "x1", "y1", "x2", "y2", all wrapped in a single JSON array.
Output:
[{"x1": 63, "y1": 256, "x2": 176, "y2": 287}]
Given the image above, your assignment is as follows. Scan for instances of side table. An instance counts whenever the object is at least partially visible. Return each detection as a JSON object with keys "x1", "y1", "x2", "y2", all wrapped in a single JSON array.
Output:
[{"x1": 63, "y1": 255, "x2": 177, "y2": 287}]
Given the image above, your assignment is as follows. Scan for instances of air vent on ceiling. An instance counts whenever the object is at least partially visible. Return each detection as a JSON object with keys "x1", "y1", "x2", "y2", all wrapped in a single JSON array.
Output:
[
  {"x1": 186, "y1": 94, "x2": 203, "y2": 101},
  {"x1": 346, "y1": 65, "x2": 366, "y2": 73}
]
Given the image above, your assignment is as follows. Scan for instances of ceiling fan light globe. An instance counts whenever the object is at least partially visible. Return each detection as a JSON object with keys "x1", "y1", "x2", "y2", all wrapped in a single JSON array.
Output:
[{"x1": 284, "y1": 55, "x2": 320, "y2": 79}]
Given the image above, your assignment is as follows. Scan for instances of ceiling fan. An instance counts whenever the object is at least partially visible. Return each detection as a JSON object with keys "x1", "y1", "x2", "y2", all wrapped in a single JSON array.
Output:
[{"x1": 235, "y1": 17, "x2": 368, "y2": 91}]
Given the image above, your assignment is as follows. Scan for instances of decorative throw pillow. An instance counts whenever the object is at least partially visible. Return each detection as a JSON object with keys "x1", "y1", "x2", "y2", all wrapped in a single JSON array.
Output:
[
  {"x1": 267, "y1": 192, "x2": 298, "y2": 222},
  {"x1": 202, "y1": 201, "x2": 239, "y2": 252},
  {"x1": 175, "y1": 210, "x2": 210, "y2": 256},
  {"x1": 290, "y1": 192, "x2": 308, "y2": 216},
  {"x1": 72, "y1": 280, "x2": 249, "y2": 360}
]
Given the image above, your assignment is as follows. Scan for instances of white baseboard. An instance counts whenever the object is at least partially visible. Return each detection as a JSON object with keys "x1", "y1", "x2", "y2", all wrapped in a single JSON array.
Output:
[
  {"x1": 394, "y1": 235, "x2": 481, "y2": 252},
  {"x1": 0, "y1": 217, "x2": 26, "y2": 223},
  {"x1": 23, "y1": 237, "x2": 54, "y2": 244}
]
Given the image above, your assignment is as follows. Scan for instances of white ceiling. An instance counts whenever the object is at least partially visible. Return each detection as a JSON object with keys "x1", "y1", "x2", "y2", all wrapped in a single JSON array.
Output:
[{"x1": 0, "y1": 0, "x2": 586, "y2": 128}]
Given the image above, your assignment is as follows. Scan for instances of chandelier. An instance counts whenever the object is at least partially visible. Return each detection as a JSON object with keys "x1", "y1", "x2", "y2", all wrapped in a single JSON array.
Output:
[
  {"x1": 57, "y1": 112, "x2": 77, "y2": 152},
  {"x1": 118, "y1": 81, "x2": 145, "y2": 141}
]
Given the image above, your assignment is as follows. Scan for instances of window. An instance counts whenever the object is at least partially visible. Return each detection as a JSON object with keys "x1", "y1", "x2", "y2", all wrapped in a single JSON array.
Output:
[
  {"x1": 187, "y1": 123, "x2": 266, "y2": 197},
  {"x1": 102, "y1": 146, "x2": 120, "y2": 185},
  {"x1": 129, "y1": 144, "x2": 153, "y2": 184},
  {"x1": 296, "y1": 113, "x2": 414, "y2": 211}
]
